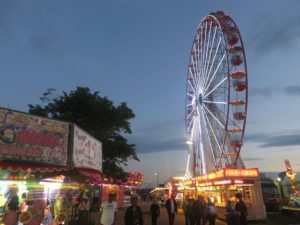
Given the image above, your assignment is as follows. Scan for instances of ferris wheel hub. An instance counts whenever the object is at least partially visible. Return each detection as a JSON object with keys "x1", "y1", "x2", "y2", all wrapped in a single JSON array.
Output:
[{"x1": 198, "y1": 93, "x2": 203, "y2": 106}]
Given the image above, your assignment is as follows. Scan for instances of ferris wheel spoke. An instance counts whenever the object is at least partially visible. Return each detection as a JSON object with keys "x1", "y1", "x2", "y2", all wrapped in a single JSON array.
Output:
[
  {"x1": 203, "y1": 22, "x2": 215, "y2": 82},
  {"x1": 191, "y1": 46, "x2": 202, "y2": 94},
  {"x1": 196, "y1": 107, "x2": 206, "y2": 174},
  {"x1": 188, "y1": 80, "x2": 198, "y2": 96},
  {"x1": 202, "y1": 108, "x2": 223, "y2": 163},
  {"x1": 186, "y1": 117, "x2": 194, "y2": 134},
  {"x1": 203, "y1": 52, "x2": 226, "y2": 95},
  {"x1": 187, "y1": 72, "x2": 197, "y2": 91},
  {"x1": 202, "y1": 104, "x2": 225, "y2": 129},
  {"x1": 203, "y1": 22, "x2": 213, "y2": 84},
  {"x1": 203, "y1": 37, "x2": 222, "y2": 91},
  {"x1": 203, "y1": 26, "x2": 217, "y2": 85},
  {"x1": 203, "y1": 76, "x2": 227, "y2": 99},
  {"x1": 192, "y1": 55, "x2": 199, "y2": 93},
  {"x1": 203, "y1": 100, "x2": 227, "y2": 105},
  {"x1": 190, "y1": 116, "x2": 197, "y2": 143},
  {"x1": 187, "y1": 92, "x2": 194, "y2": 98},
  {"x1": 186, "y1": 106, "x2": 196, "y2": 119},
  {"x1": 200, "y1": 109, "x2": 217, "y2": 168},
  {"x1": 200, "y1": 23, "x2": 208, "y2": 83},
  {"x1": 198, "y1": 28, "x2": 205, "y2": 85}
]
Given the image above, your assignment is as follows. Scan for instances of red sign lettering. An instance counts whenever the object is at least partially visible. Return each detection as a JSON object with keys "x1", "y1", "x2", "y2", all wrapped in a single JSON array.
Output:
[{"x1": 17, "y1": 130, "x2": 59, "y2": 148}]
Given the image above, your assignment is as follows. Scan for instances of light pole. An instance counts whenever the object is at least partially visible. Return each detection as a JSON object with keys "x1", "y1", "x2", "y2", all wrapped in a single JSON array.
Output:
[
  {"x1": 155, "y1": 172, "x2": 158, "y2": 187},
  {"x1": 277, "y1": 177, "x2": 284, "y2": 202}
]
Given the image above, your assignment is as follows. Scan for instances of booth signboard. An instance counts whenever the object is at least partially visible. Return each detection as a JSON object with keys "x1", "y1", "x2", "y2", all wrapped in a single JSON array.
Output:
[
  {"x1": 73, "y1": 125, "x2": 102, "y2": 172},
  {"x1": 0, "y1": 108, "x2": 69, "y2": 166}
]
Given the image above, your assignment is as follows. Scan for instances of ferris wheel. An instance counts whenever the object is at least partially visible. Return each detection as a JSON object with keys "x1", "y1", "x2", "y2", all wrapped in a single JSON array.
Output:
[{"x1": 185, "y1": 11, "x2": 248, "y2": 176}]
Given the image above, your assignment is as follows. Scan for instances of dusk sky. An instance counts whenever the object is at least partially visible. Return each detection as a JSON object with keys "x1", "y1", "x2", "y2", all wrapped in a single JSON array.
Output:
[{"x1": 1, "y1": 0, "x2": 300, "y2": 187}]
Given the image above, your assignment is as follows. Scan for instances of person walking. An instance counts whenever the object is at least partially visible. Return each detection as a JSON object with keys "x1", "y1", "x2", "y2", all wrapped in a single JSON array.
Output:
[
  {"x1": 206, "y1": 198, "x2": 216, "y2": 225},
  {"x1": 225, "y1": 200, "x2": 238, "y2": 225},
  {"x1": 99, "y1": 193, "x2": 118, "y2": 225},
  {"x1": 165, "y1": 193, "x2": 178, "y2": 225},
  {"x1": 192, "y1": 195, "x2": 207, "y2": 225},
  {"x1": 149, "y1": 198, "x2": 160, "y2": 225},
  {"x1": 235, "y1": 193, "x2": 248, "y2": 225},
  {"x1": 124, "y1": 196, "x2": 144, "y2": 225},
  {"x1": 187, "y1": 198, "x2": 195, "y2": 225},
  {"x1": 182, "y1": 195, "x2": 189, "y2": 225}
]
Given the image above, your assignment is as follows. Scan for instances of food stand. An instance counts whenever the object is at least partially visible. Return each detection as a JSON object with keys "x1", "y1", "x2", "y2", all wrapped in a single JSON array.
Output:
[
  {"x1": 0, "y1": 107, "x2": 70, "y2": 225},
  {"x1": 183, "y1": 168, "x2": 266, "y2": 221},
  {"x1": 99, "y1": 171, "x2": 143, "y2": 207}
]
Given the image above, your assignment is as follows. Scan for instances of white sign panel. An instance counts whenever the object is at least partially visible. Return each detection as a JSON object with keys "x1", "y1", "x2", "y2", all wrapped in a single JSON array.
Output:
[{"x1": 73, "y1": 125, "x2": 102, "y2": 172}]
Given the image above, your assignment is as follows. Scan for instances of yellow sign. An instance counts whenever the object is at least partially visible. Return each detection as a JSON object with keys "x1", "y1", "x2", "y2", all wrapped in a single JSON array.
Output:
[
  {"x1": 196, "y1": 168, "x2": 259, "y2": 183},
  {"x1": 224, "y1": 168, "x2": 259, "y2": 177},
  {"x1": 197, "y1": 169, "x2": 224, "y2": 182}
]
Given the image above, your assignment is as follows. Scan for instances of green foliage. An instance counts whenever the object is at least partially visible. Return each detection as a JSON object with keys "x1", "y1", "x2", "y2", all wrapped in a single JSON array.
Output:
[{"x1": 28, "y1": 87, "x2": 139, "y2": 181}]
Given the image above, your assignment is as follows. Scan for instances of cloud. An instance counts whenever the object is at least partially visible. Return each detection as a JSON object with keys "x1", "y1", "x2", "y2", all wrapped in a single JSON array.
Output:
[
  {"x1": 250, "y1": 85, "x2": 300, "y2": 97},
  {"x1": 244, "y1": 133, "x2": 266, "y2": 142},
  {"x1": 246, "y1": 130, "x2": 300, "y2": 148},
  {"x1": 260, "y1": 133, "x2": 300, "y2": 148},
  {"x1": 0, "y1": 1, "x2": 69, "y2": 56},
  {"x1": 128, "y1": 120, "x2": 187, "y2": 154},
  {"x1": 243, "y1": 157, "x2": 264, "y2": 162},
  {"x1": 283, "y1": 86, "x2": 300, "y2": 95},
  {"x1": 249, "y1": 87, "x2": 278, "y2": 97},
  {"x1": 29, "y1": 33, "x2": 69, "y2": 56},
  {"x1": 0, "y1": 2, "x2": 16, "y2": 39},
  {"x1": 249, "y1": 8, "x2": 300, "y2": 55}
]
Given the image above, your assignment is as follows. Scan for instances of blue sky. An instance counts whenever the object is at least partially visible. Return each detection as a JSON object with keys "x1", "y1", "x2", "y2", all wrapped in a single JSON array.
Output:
[{"x1": 1, "y1": 0, "x2": 300, "y2": 187}]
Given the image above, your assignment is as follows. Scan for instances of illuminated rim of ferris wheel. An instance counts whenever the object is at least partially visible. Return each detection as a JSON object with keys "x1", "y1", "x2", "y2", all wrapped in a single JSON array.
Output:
[{"x1": 185, "y1": 11, "x2": 248, "y2": 176}]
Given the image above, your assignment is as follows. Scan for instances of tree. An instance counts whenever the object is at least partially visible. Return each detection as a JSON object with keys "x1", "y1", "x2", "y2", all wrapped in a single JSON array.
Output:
[{"x1": 28, "y1": 87, "x2": 139, "y2": 181}]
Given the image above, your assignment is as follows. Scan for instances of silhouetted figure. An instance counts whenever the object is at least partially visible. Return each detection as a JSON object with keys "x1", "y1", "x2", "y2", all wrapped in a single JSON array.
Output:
[
  {"x1": 192, "y1": 195, "x2": 206, "y2": 225},
  {"x1": 149, "y1": 198, "x2": 160, "y2": 225},
  {"x1": 182, "y1": 195, "x2": 189, "y2": 225},
  {"x1": 187, "y1": 198, "x2": 195, "y2": 225},
  {"x1": 235, "y1": 193, "x2": 247, "y2": 225},
  {"x1": 226, "y1": 200, "x2": 239, "y2": 225},
  {"x1": 206, "y1": 198, "x2": 216, "y2": 225},
  {"x1": 165, "y1": 193, "x2": 178, "y2": 225},
  {"x1": 125, "y1": 196, "x2": 144, "y2": 225}
]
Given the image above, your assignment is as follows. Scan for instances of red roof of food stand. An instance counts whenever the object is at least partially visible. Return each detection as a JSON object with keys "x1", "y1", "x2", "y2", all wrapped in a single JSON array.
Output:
[{"x1": 75, "y1": 167, "x2": 102, "y2": 180}]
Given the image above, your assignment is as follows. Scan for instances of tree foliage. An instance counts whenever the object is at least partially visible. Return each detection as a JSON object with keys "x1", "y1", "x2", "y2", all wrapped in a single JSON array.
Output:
[{"x1": 28, "y1": 87, "x2": 138, "y2": 181}]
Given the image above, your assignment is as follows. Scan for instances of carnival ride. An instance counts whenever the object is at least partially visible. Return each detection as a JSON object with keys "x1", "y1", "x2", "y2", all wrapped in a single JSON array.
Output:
[
  {"x1": 185, "y1": 11, "x2": 248, "y2": 177},
  {"x1": 279, "y1": 159, "x2": 300, "y2": 211},
  {"x1": 284, "y1": 159, "x2": 297, "y2": 191}
]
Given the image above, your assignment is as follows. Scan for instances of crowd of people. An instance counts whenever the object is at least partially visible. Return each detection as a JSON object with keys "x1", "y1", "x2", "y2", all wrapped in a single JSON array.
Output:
[
  {"x1": 181, "y1": 193, "x2": 248, "y2": 225},
  {"x1": 99, "y1": 192, "x2": 248, "y2": 225},
  {"x1": 181, "y1": 195, "x2": 216, "y2": 225},
  {"x1": 1, "y1": 184, "x2": 98, "y2": 225}
]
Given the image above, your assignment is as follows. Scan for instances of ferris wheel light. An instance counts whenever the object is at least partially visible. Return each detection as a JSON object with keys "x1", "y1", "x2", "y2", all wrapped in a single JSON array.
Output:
[{"x1": 186, "y1": 141, "x2": 193, "y2": 145}]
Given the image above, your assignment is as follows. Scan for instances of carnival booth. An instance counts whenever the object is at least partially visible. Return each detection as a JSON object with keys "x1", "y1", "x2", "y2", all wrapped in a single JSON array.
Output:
[
  {"x1": 0, "y1": 107, "x2": 70, "y2": 225},
  {"x1": 183, "y1": 168, "x2": 266, "y2": 221},
  {"x1": 99, "y1": 171, "x2": 143, "y2": 208},
  {"x1": 0, "y1": 108, "x2": 104, "y2": 225}
]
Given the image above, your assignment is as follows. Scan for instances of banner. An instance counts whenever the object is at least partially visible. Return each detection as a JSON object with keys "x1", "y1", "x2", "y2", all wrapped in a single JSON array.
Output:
[
  {"x1": 73, "y1": 125, "x2": 102, "y2": 172},
  {"x1": 0, "y1": 108, "x2": 69, "y2": 166}
]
